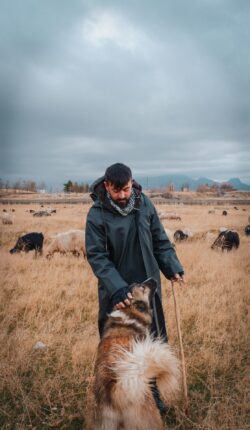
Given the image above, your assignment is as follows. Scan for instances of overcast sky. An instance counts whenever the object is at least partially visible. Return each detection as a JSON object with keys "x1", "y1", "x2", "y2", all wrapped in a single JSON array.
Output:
[{"x1": 1, "y1": 0, "x2": 250, "y2": 187}]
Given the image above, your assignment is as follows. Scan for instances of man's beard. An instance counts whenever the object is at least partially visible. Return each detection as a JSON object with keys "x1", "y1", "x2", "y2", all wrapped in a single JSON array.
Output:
[{"x1": 116, "y1": 199, "x2": 129, "y2": 208}]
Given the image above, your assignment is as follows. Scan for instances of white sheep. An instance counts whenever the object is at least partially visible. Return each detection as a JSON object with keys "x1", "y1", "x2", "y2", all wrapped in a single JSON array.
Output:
[
  {"x1": 1, "y1": 213, "x2": 13, "y2": 224},
  {"x1": 46, "y1": 229, "x2": 85, "y2": 258}
]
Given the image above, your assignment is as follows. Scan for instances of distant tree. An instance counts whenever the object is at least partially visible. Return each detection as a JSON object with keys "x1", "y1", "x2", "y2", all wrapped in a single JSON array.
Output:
[
  {"x1": 165, "y1": 182, "x2": 175, "y2": 192},
  {"x1": 63, "y1": 180, "x2": 89, "y2": 193},
  {"x1": 197, "y1": 184, "x2": 210, "y2": 193},
  {"x1": 22, "y1": 180, "x2": 37, "y2": 192},
  {"x1": 82, "y1": 182, "x2": 90, "y2": 193},
  {"x1": 63, "y1": 180, "x2": 73, "y2": 192},
  {"x1": 220, "y1": 182, "x2": 235, "y2": 192}
]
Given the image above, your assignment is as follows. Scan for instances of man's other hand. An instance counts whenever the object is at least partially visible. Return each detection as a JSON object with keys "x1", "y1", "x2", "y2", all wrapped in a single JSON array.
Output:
[{"x1": 171, "y1": 273, "x2": 185, "y2": 285}]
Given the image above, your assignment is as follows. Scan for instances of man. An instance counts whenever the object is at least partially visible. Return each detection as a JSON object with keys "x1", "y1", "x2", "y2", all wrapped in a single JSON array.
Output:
[
  {"x1": 85, "y1": 163, "x2": 185, "y2": 338},
  {"x1": 85, "y1": 163, "x2": 185, "y2": 415}
]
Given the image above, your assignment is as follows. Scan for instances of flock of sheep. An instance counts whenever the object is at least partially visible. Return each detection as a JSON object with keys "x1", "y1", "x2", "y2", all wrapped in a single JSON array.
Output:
[
  {"x1": 2, "y1": 206, "x2": 86, "y2": 258},
  {"x1": 9, "y1": 229, "x2": 86, "y2": 258},
  {"x1": 159, "y1": 209, "x2": 250, "y2": 251},
  {"x1": 2, "y1": 205, "x2": 250, "y2": 257}
]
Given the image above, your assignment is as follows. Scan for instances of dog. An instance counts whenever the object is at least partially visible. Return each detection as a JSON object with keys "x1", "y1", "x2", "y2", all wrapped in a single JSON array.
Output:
[{"x1": 90, "y1": 278, "x2": 180, "y2": 430}]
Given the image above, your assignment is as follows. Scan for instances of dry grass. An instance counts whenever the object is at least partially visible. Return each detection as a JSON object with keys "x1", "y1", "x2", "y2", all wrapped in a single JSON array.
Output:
[{"x1": 0, "y1": 203, "x2": 249, "y2": 429}]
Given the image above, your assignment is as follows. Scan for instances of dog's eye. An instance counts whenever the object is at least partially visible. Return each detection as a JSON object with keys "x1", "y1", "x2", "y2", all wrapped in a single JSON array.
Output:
[{"x1": 135, "y1": 301, "x2": 148, "y2": 312}]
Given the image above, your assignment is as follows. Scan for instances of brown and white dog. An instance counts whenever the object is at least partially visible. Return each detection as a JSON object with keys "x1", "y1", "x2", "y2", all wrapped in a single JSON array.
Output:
[{"x1": 90, "y1": 278, "x2": 180, "y2": 430}]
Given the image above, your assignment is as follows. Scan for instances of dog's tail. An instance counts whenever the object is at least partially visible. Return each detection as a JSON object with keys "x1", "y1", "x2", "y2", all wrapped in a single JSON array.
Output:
[{"x1": 111, "y1": 336, "x2": 180, "y2": 405}]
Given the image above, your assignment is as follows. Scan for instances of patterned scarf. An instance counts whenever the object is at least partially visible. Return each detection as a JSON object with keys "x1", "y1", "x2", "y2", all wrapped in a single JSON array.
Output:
[{"x1": 107, "y1": 188, "x2": 137, "y2": 216}]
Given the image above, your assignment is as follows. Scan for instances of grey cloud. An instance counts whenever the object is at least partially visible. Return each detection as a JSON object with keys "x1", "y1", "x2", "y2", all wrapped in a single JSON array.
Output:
[{"x1": 0, "y1": 0, "x2": 249, "y2": 186}]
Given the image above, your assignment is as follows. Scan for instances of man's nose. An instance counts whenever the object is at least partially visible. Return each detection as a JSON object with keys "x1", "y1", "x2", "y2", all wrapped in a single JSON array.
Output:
[{"x1": 118, "y1": 191, "x2": 125, "y2": 199}]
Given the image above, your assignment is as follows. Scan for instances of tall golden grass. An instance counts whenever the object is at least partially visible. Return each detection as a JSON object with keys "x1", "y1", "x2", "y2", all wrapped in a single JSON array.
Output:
[{"x1": 0, "y1": 203, "x2": 249, "y2": 429}]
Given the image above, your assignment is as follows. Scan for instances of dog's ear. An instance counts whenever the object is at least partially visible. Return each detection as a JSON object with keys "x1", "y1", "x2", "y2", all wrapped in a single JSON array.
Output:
[{"x1": 142, "y1": 278, "x2": 157, "y2": 298}]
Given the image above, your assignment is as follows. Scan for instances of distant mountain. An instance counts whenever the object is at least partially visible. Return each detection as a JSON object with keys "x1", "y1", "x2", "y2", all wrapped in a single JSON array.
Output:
[
  {"x1": 228, "y1": 178, "x2": 250, "y2": 191},
  {"x1": 134, "y1": 174, "x2": 250, "y2": 191}
]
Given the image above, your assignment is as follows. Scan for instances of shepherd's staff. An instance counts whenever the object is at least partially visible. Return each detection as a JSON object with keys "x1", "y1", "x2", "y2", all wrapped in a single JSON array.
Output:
[{"x1": 171, "y1": 279, "x2": 189, "y2": 414}]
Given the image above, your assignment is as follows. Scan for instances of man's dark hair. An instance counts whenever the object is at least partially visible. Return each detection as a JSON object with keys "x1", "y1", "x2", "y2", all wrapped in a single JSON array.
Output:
[{"x1": 105, "y1": 163, "x2": 132, "y2": 189}]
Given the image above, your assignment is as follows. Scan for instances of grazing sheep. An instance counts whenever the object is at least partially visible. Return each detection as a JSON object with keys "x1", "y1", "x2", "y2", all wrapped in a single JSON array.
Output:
[
  {"x1": 234, "y1": 206, "x2": 238, "y2": 210},
  {"x1": 211, "y1": 230, "x2": 240, "y2": 251},
  {"x1": 160, "y1": 214, "x2": 181, "y2": 221},
  {"x1": 245, "y1": 225, "x2": 250, "y2": 236},
  {"x1": 174, "y1": 230, "x2": 188, "y2": 242},
  {"x1": 222, "y1": 210, "x2": 227, "y2": 216},
  {"x1": 33, "y1": 211, "x2": 51, "y2": 217},
  {"x1": 46, "y1": 229, "x2": 85, "y2": 258},
  {"x1": 2, "y1": 213, "x2": 13, "y2": 224},
  {"x1": 10, "y1": 232, "x2": 44, "y2": 255},
  {"x1": 183, "y1": 228, "x2": 193, "y2": 238},
  {"x1": 42, "y1": 207, "x2": 57, "y2": 214}
]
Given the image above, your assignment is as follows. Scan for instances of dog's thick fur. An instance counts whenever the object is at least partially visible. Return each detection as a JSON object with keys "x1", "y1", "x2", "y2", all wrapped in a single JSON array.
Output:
[{"x1": 90, "y1": 279, "x2": 180, "y2": 430}]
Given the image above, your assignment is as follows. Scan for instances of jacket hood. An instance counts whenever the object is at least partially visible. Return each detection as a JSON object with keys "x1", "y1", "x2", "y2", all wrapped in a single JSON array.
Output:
[{"x1": 89, "y1": 176, "x2": 142, "y2": 211}]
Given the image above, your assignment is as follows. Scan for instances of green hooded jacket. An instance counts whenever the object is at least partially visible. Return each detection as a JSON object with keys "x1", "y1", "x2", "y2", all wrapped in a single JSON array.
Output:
[{"x1": 85, "y1": 176, "x2": 184, "y2": 336}]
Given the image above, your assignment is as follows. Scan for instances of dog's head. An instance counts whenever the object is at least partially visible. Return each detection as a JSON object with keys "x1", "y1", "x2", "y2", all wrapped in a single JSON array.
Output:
[{"x1": 129, "y1": 278, "x2": 157, "y2": 314}]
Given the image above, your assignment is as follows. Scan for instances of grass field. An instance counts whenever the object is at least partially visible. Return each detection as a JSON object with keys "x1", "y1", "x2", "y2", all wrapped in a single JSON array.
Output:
[{"x1": 0, "y1": 202, "x2": 249, "y2": 429}]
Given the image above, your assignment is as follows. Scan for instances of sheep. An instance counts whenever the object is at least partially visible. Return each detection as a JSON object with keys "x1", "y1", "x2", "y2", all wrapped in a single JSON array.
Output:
[
  {"x1": 1, "y1": 213, "x2": 13, "y2": 224},
  {"x1": 46, "y1": 229, "x2": 85, "y2": 258},
  {"x1": 43, "y1": 207, "x2": 57, "y2": 214},
  {"x1": 159, "y1": 214, "x2": 181, "y2": 221},
  {"x1": 10, "y1": 232, "x2": 44, "y2": 255},
  {"x1": 33, "y1": 211, "x2": 51, "y2": 217},
  {"x1": 174, "y1": 230, "x2": 188, "y2": 242},
  {"x1": 211, "y1": 230, "x2": 240, "y2": 251},
  {"x1": 183, "y1": 228, "x2": 193, "y2": 238}
]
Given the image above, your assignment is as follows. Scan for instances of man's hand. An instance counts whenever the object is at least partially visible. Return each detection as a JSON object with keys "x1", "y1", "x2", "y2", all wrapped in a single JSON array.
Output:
[
  {"x1": 171, "y1": 273, "x2": 185, "y2": 285},
  {"x1": 111, "y1": 287, "x2": 133, "y2": 310},
  {"x1": 115, "y1": 292, "x2": 133, "y2": 309}
]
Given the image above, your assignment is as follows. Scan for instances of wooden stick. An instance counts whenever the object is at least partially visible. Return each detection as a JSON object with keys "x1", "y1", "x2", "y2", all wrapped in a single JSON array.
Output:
[{"x1": 171, "y1": 281, "x2": 189, "y2": 414}]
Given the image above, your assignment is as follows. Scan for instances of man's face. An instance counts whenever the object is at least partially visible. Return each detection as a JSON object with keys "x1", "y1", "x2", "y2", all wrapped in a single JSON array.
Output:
[{"x1": 104, "y1": 179, "x2": 132, "y2": 208}]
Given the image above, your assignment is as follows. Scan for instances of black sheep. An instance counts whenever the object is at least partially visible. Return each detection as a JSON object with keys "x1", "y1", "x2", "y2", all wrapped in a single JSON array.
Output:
[
  {"x1": 10, "y1": 232, "x2": 44, "y2": 255},
  {"x1": 211, "y1": 230, "x2": 240, "y2": 251}
]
